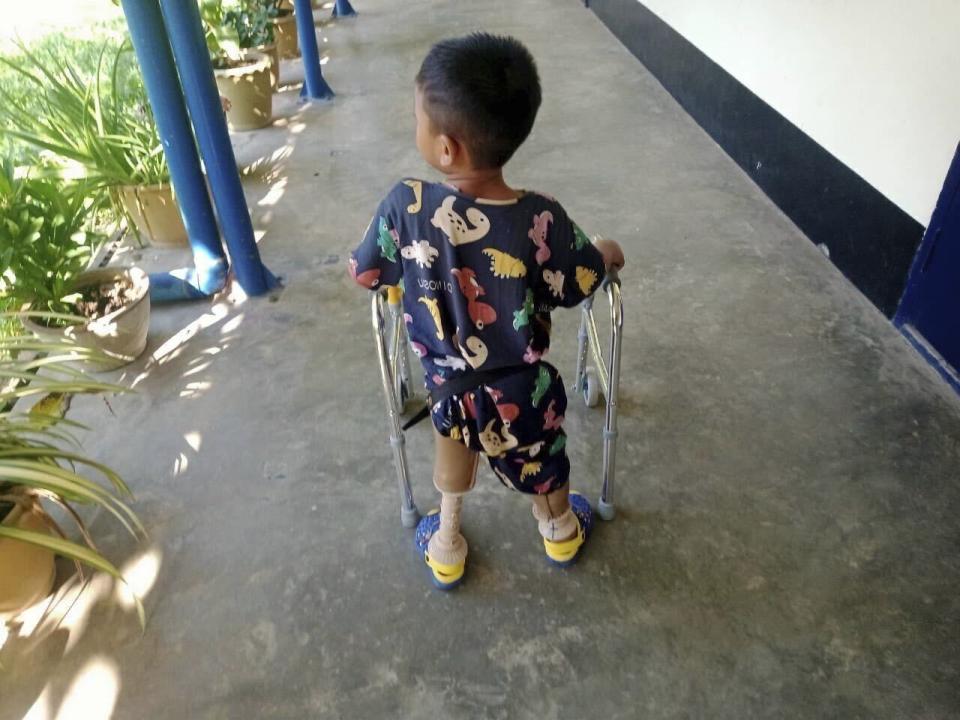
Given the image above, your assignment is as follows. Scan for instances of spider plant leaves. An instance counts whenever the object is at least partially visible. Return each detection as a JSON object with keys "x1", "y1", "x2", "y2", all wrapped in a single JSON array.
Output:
[
  {"x1": 0, "y1": 448, "x2": 133, "y2": 499},
  {"x1": 0, "y1": 39, "x2": 169, "y2": 192},
  {"x1": 0, "y1": 460, "x2": 142, "y2": 537},
  {"x1": 1, "y1": 312, "x2": 144, "y2": 623}
]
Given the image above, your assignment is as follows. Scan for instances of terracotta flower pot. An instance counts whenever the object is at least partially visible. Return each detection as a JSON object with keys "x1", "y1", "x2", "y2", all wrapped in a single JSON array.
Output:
[
  {"x1": 214, "y1": 51, "x2": 273, "y2": 132},
  {"x1": 24, "y1": 267, "x2": 151, "y2": 372},
  {"x1": 0, "y1": 504, "x2": 57, "y2": 616},
  {"x1": 120, "y1": 183, "x2": 188, "y2": 248},
  {"x1": 254, "y1": 42, "x2": 280, "y2": 89},
  {"x1": 272, "y1": 12, "x2": 299, "y2": 59}
]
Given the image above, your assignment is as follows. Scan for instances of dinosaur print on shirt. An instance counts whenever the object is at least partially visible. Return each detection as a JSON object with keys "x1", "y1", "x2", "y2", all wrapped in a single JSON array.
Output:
[{"x1": 350, "y1": 179, "x2": 605, "y2": 391}]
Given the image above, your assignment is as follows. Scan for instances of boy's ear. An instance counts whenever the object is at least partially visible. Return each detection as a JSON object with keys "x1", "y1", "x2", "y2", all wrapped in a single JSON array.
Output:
[{"x1": 437, "y1": 134, "x2": 460, "y2": 168}]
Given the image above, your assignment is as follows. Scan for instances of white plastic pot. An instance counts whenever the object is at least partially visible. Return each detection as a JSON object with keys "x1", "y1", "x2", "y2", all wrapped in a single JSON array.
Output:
[{"x1": 25, "y1": 267, "x2": 151, "y2": 372}]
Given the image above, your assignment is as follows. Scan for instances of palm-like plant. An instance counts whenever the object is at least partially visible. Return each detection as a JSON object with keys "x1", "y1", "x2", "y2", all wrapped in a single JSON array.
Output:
[
  {"x1": 0, "y1": 315, "x2": 144, "y2": 622},
  {"x1": 0, "y1": 40, "x2": 168, "y2": 205}
]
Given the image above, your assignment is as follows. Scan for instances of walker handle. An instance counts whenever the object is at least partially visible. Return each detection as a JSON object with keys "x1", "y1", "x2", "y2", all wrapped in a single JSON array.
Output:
[{"x1": 602, "y1": 266, "x2": 621, "y2": 289}]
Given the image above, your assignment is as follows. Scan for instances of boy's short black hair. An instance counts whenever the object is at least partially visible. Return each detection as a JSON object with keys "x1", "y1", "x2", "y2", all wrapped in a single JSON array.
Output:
[{"x1": 416, "y1": 33, "x2": 542, "y2": 170}]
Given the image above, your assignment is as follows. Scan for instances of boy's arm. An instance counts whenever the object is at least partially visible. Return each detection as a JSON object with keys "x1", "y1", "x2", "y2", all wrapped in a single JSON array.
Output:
[
  {"x1": 593, "y1": 237, "x2": 625, "y2": 273},
  {"x1": 540, "y1": 212, "x2": 618, "y2": 308},
  {"x1": 348, "y1": 191, "x2": 404, "y2": 291}
]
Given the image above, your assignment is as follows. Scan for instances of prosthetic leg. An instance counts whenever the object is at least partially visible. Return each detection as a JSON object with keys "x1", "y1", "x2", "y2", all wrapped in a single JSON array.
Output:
[{"x1": 414, "y1": 429, "x2": 479, "y2": 589}]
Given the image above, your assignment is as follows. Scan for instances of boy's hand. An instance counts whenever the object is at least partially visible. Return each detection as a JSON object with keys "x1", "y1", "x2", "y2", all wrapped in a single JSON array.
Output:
[{"x1": 593, "y1": 237, "x2": 625, "y2": 272}]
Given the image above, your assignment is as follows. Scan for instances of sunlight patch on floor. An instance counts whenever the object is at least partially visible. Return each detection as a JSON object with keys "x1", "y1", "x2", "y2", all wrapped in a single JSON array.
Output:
[
  {"x1": 128, "y1": 303, "x2": 235, "y2": 389},
  {"x1": 257, "y1": 177, "x2": 289, "y2": 207},
  {"x1": 184, "y1": 431, "x2": 203, "y2": 452},
  {"x1": 54, "y1": 655, "x2": 120, "y2": 720},
  {"x1": 116, "y1": 548, "x2": 162, "y2": 612}
]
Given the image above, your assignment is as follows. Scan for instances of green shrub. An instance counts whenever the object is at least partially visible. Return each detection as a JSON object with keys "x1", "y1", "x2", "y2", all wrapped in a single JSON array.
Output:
[
  {"x1": 224, "y1": 0, "x2": 277, "y2": 50},
  {"x1": 203, "y1": 0, "x2": 281, "y2": 59}
]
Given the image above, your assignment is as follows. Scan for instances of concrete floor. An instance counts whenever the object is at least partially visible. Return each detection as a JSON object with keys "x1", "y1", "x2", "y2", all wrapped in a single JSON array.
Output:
[{"x1": 3, "y1": 0, "x2": 960, "y2": 718}]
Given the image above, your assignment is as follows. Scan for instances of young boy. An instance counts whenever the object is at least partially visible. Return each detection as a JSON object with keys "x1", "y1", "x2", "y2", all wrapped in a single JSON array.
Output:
[{"x1": 350, "y1": 33, "x2": 625, "y2": 589}]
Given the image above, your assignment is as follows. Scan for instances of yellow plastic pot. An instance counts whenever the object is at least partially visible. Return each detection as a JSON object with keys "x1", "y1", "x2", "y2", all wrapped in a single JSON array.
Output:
[
  {"x1": 120, "y1": 183, "x2": 188, "y2": 248},
  {"x1": 0, "y1": 504, "x2": 57, "y2": 616},
  {"x1": 214, "y1": 51, "x2": 273, "y2": 131}
]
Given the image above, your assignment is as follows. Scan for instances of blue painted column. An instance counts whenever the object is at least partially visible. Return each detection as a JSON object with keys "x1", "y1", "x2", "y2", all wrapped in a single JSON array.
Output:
[
  {"x1": 159, "y1": 0, "x2": 279, "y2": 296},
  {"x1": 332, "y1": 0, "x2": 357, "y2": 18},
  {"x1": 119, "y1": 0, "x2": 228, "y2": 301},
  {"x1": 294, "y1": 0, "x2": 335, "y2": 100}
]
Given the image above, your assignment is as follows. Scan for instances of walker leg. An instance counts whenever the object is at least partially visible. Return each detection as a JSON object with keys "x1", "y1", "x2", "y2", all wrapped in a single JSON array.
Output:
[
  {"x1": 397, "y1": 318, "x2": 414, "y2": 403},
  {"x1": 597, "y1": 278, "x2": 623, "y2": 520},
  {"x1": 373, "y1": 291, "x2": 419, "y2": 527},
  {"x1": 573, "y1": 298, "x2": 592, "y2": 393}
]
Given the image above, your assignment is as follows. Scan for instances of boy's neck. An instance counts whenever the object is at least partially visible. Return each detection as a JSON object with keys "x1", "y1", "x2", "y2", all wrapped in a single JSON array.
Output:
[{"x1": 444, "y1": 167, "x2": 521, "y2": 201}]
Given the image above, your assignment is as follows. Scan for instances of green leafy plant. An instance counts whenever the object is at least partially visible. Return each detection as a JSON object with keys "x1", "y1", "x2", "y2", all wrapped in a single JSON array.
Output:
[
  {"x1": 0, "y1": 158, "x2": 102, "y2": 326},
  {"x1": 200, "y1": 0, "x2": 229, "y2": 58},
  {"x1": 0, "y1": 313, "x2": 144, "y2": 623},
  {"x1": 223, "y1": 0, "x2": 277, "y2": 50},
  {"x1": 202, "y1": 0, "x2": 280, "y2": 66},
  {"x1": 0, "y1": 40, "x2": 168, "y2": 199}
]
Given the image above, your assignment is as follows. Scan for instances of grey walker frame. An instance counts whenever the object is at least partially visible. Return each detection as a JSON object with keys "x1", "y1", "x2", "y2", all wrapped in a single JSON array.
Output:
[
  {"x1": 372, "y1": 268, "x2": 624, "y2": 527},
  {"x1": 572, "y1": 268, "x2": 624, "y2": 520},
  {"x1": 372, "y1": 289, "x2": 419, "y2": 527}
]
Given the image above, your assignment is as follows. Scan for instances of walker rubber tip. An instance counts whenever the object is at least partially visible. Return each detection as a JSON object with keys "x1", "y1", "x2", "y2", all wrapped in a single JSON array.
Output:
[
  {"x1": 401, "y1": 504, "x2": 420, "y2": 528},
  {"x1": 597, "y1": 498, "x2": 615, "y2": 521}
]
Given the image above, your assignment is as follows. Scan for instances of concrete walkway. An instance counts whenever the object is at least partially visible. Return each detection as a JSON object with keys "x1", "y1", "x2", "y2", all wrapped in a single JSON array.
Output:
[{"x1": 3, "y1": 0, "x2": 960, "y2": 718}]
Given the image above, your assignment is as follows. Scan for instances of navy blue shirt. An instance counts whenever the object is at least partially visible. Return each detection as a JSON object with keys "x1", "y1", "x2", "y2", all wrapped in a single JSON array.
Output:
[{"x1": 350, "y1": 179, "x2": 606, "y2": 389}]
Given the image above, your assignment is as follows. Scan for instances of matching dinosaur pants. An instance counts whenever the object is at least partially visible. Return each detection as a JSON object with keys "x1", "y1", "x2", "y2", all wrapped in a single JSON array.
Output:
[{"x1": 430, "y1": 362, "x2": 570, "y2": 495}]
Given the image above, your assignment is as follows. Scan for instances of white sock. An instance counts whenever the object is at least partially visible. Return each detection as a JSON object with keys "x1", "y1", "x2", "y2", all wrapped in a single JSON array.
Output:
[{"x1": 532, "y1": 505, "x2": 578, "y2": 542}]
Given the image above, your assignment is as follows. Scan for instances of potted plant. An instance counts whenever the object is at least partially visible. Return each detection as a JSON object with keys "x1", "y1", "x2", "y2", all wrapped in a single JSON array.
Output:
[
  {"x1": 0, "y1": 315, "x2": 144, "y2": 619},
  {"x1": 0, "y1": 41, "x2": 188, "y2": 248},
  {"x1": 267, "y1": 0, "x2": 299, "y2": 59},
  {"x1": 224, "y1": 0, "x2": 281, "y2": 88},
  {"x1": 202, "y1": 0, "x2": 274, "y2": 131},
  {"x1": 0, "y1": 160, "x2": 151, "y2": 371}
]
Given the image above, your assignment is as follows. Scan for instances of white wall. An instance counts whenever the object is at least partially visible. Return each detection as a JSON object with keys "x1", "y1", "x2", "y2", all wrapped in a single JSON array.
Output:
[{"x1": 639, "y1": 0, "x2": 960, "y2": 225}]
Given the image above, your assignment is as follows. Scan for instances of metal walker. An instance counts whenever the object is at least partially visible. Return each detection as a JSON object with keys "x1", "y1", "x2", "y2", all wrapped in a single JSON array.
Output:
[{"x1": 372, "y1": 270, "x2": 624, "y2": 527}]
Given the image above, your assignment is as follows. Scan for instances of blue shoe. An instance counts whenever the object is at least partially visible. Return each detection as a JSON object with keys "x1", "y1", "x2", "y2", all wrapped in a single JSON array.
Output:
[
  {"x1": 543, "y1": 492, "x2": 593, "y2": 567},
  {"x1": 414, "y1": 510, "x2": 465, "y2": 590}
]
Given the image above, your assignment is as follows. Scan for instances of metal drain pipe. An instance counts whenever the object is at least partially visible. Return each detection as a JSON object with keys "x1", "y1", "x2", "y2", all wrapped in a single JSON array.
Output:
[
  {"x1": 160, "y1": 0, "x2": 279, "y2": 296},
  {"x1": 333, "y1": 0, "x2": 358, "y2": 18},
  {"x1": 120, "y1": 0, "x2": 228, "y2": 302},
  {"x1": 295, "y1": 0, "x2": 336, "y2": 100}
]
